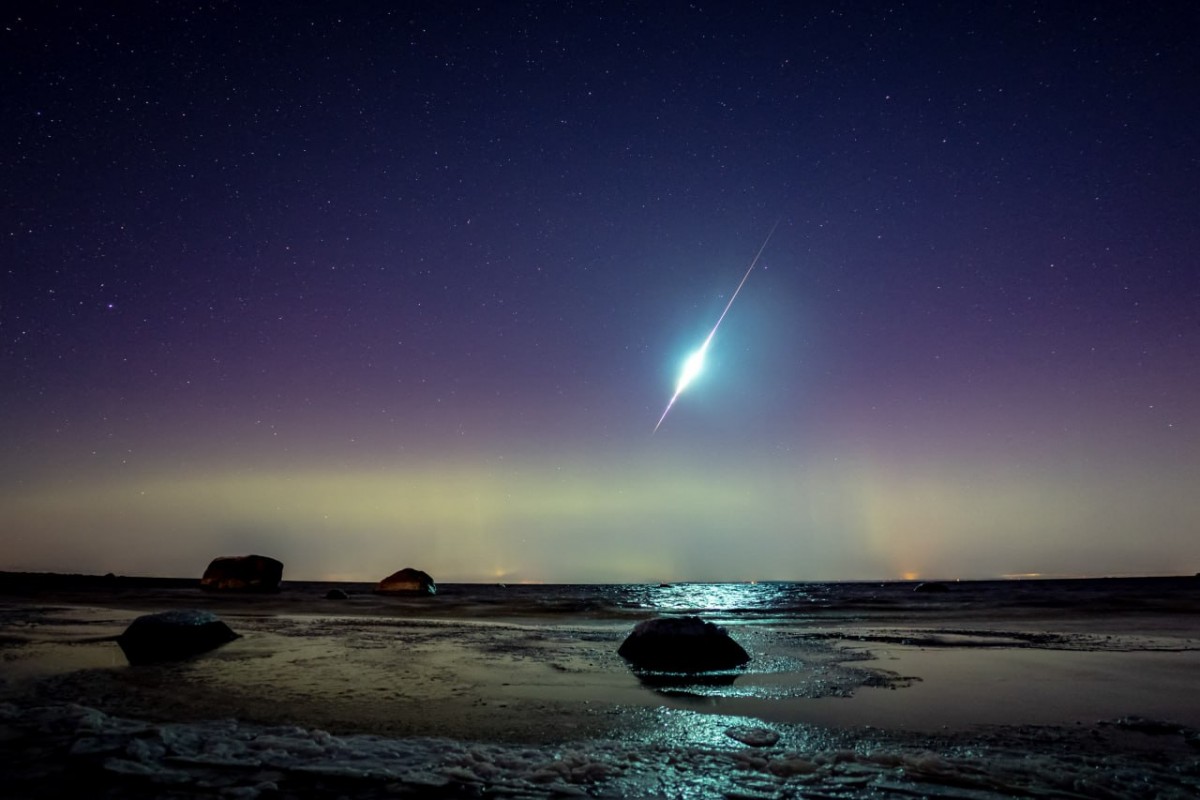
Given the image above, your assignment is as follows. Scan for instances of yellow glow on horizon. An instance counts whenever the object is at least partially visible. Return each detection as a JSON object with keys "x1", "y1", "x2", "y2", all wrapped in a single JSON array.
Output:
[
  {"x1": 2, "y1": 450, "x2": 1197, "y2": 583},
  {"x1": 0, "y1": 460, "x2": 756, "y2": 582}
]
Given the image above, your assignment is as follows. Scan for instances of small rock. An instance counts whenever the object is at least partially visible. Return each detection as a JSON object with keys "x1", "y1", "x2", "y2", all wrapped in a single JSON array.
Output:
[
  {"x1": 117, "y1": 610, "x2": 238, "y2": 665},
  {"x1": 325, "y1": 588, "x2": 349, "y2": 600},
  {"x1": 618, "y1": 616, "x2": 749, "y2": 672},
  {"x1": 200, "y1": 555, "x2": 283, "y2": 592},
  {"x1": 376, "y1": 567, "x2": 436, "y2": 596},
  {"x1": 913, "y1": 581, "x2": 950, "y2": 593},
  {"x1": 726, "y1": 726, "x2": 780, "y2": 747}
]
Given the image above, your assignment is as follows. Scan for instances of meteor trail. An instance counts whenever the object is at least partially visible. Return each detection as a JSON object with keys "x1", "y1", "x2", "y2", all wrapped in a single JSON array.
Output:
[{"x1": 653, "y1": 220, "x2": 781, "y2": 433}]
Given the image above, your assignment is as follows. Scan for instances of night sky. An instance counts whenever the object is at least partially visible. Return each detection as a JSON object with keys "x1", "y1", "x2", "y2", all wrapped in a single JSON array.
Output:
[{"x1": 3, "y1": 3, "x2": 1198, "y2": 583}]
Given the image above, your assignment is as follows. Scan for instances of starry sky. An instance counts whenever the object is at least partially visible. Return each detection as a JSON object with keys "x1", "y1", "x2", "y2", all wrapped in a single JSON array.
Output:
[{"x1": 3, "y1": 3, "x2": 1198, "y2": 583}]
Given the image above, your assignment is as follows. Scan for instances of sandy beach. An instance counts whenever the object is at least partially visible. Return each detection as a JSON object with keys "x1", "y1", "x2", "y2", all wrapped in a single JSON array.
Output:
[{"x1": 2, "y1": 578, "x2": 1199, "y2": 798}]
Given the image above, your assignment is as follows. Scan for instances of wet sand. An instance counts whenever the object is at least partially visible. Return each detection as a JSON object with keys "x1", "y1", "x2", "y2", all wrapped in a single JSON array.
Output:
[
  {"x1": 0, "y1": 604, "x2": 895, "y2": 743},
  {"x1": 2, "y1": 585, "x2": 1199, "y2": 798},
  {"x1": 6, "y1": 596, "x2": 1199, "y2": 738}
]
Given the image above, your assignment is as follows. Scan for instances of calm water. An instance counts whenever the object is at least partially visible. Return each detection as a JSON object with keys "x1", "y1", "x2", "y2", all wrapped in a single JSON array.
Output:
[
  {"x1": 4, "y1": 573, "x2": 1199, "y2": 626},
  {"x1": 279, "y1": 575, "x2": 1200, "y2": 622}
]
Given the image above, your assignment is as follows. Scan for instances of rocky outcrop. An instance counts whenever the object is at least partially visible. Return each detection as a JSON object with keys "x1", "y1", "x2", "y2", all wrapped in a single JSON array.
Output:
[
  {"x1": 325, "y1": 588, "x2": 349, "y2": 600},
  {"x1": 116, "y1": 610, "x2": 238, "y2": 665},
  {"x1": 913, "y1": 581, "x2": 950, "y2": 593},
  {"x1": 200, "y1": 555, "x2": 283, "y2": 592},
  {"x1": 376, "y1": 567, "x2": 436, "y2": 595},
  {"x1": 618, "y1": 615, "x2": 749, "y2": 672}
]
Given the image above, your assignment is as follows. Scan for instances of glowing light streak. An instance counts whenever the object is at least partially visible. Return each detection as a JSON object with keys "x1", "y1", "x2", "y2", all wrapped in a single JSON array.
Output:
[{"x1": 653, "y1": 220, "x2": 781, "y2": 433}]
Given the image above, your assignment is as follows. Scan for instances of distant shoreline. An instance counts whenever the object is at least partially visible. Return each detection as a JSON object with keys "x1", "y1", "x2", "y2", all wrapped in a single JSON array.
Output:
[{"x1": 0, "y1": 571, "x2": 201, "y2": 593}]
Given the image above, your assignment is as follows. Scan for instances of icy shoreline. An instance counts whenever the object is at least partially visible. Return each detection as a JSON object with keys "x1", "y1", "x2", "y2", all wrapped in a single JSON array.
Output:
[{"x1": 3, "y1": 701, "x2": 1199, "y2": 799}]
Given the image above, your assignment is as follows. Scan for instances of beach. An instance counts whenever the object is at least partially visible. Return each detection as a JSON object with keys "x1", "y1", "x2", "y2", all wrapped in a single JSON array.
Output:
[{"x1": 1, "y1": 577, "x2": 1199, "y2": 797}]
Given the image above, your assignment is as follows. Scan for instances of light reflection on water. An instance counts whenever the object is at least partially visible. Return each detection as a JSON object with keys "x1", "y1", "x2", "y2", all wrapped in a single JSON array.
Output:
[
  {"x1": 303, "y1": 580, "x2": 976, "y2": 622},
  {"x1": 630, "y1": 582, "x2": 809, "y2": 616},
  {"x1": 512, "y1": 576, "x2": 1200, "y2": 622},
  {"x1": 605, "y1": 581, "x2": 883, "y2": 623}
]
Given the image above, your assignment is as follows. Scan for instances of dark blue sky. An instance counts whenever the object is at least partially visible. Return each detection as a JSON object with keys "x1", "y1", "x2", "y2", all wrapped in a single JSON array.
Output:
[{"x1": 2, "y1": 3, "x2": 1197, "y2": 581}]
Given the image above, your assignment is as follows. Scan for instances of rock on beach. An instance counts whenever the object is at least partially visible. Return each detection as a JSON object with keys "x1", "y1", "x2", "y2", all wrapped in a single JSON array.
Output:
[
  {"x1": 618, "y1": 615, "x2": 750, "y2": 672},
  {"x1": 376, "y1": 567, "x2": 437, "y2": 595},
  {"x1": 199, "y1": 554, "x2": 283, "y2": 592},
  {"x1": 726, "y1": 726, "x2": 781, "y2": 747},
  {"x1": 116, "y1": 610, "x2": 238, "y2": 665}
]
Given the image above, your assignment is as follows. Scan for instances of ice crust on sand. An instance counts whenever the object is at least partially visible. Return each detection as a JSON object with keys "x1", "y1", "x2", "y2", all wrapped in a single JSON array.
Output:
[{"x1": 5, "y1": 702, "x2": 1200, "y2": 799}]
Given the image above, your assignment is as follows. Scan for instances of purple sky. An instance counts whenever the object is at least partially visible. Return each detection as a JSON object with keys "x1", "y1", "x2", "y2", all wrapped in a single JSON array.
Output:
[{"x1": 2, "y1": 3, "x2": 1197, "y2": 582}]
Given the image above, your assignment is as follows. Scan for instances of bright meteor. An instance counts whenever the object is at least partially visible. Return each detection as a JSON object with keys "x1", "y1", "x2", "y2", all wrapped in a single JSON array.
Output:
[{"x1": 653, "y1": 220, "x2": 781, "y2": 433}]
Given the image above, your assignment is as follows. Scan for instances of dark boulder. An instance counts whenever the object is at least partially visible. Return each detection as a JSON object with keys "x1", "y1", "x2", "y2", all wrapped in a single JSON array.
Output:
[
  {"x1": 325, "y1": 588, "x2": 349, "y2": 600},
  {"x1": 200, "y1": 554, "x2": 283, "y2": 592},
  {"x1": 618, "y1": 616, "x2": 749, "y2": 672},
  {"x1": 117, "y1": 610, "x2": 238, "y2": 665},
  {"x1": 913, "y1": 581, "x2": 950, "y2": 593},
  {"x1": 376, "y1": 567, "x2": 436, "y2": 595}
]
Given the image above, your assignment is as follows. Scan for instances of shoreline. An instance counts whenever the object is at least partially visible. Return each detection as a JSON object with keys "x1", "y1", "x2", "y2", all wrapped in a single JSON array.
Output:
[
  {"x1": 3, "y1": 579, "x2": 1200, "y2": 797},
  {"x1": 4, "y1": 593, "x2": 1200, "y2": 736}
]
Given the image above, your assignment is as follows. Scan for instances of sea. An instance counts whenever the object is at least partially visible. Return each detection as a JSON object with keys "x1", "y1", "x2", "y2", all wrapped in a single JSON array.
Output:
[
  {"x1": 362, "y1": 574, "x2": 1200, "y2": 619},
  {"x1": 2, "y1": 574, "x2": 1199, "y2": 799},
  {"x1": 9, "y1": 571, "x2": 1199, "y2": 620}
]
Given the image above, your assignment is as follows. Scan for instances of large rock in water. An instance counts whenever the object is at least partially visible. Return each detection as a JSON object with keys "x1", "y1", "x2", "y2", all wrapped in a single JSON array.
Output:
[
  {"x1": 200, "y1": 554, "x2": 283, "y2": 592},
  {"x1": 376, "y1": 567, "x2": 436, "y2": 595},
  {"x1": 618, "y1": 616, "x2": 750, "y2": 672},
  {"x1": 117, "y1": 610, "x2": 238, "y2": 665}
]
